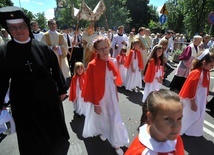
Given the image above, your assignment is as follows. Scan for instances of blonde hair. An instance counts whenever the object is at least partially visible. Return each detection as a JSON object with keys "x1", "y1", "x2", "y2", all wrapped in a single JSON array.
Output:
[
  {"x1": 131, "y1": 37, "x2": 142, "y2": 49},
  {"x1": 158, "y1": 38, "x2": 168, "y2": 47},
  {"x1": 74, "y1": 62, "x2": 85, "y2": 75}
]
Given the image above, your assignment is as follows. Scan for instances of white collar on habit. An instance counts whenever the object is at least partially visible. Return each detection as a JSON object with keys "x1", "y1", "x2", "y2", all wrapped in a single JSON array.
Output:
[
  {"x1": 14, "y1": 37, "x2": 31, "y2": 44},
  {"x1": 138, "y1": 124, "x2": 177, "y2": 153}
]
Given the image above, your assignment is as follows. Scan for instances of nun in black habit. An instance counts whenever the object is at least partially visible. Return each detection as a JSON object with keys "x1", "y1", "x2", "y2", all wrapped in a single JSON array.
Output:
[{"x1": 0, "y1": 6, "x2": 70, "y2": 155}]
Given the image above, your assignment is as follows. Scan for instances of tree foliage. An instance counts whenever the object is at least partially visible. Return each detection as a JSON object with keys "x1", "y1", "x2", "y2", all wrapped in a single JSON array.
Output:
[
  {"x1": 148, "y1": 20, "x2": 163, "y2": 34},
  {"x1": 33, "y1": 12, "x2": 47, "y2": 30},
  {"x1": 166, "y1": 0, "x2": 214, "y2": 37},
  {"x1": 165, "y1": 0, "x2": 184, "y2": 33},
  {"x1": 21, "y1": 8, "x2": 35, "y2": 22},
  {"x1": 126, "y1": 0, "x2": 150, "y2": 29},
  {"x1": 0, "y1": 0, "x2": 13, "y2": 8}
]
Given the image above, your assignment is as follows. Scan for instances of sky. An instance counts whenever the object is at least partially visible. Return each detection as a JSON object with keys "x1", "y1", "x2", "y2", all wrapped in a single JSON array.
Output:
[
  {"x1": 11, "y1": 0, "x2": 56, "y2": 19},
  {"x1": 11, "y1": 0, "x2": 166, "y2": 19},
  {"x1": 149, "y1": 0, "x2": 166, "y2": 7},
  {"x1": 149, "y1": 0, "x2": 166, "y2": 13}
]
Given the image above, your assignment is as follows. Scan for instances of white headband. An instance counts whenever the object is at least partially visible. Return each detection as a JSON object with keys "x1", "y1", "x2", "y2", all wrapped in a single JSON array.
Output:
[
  {"x1": 197, "y1": 49, "x2": 209, "y2": 60},
  {"x1": 6, "y1": 18, "x2": 24, "y2": 24}
]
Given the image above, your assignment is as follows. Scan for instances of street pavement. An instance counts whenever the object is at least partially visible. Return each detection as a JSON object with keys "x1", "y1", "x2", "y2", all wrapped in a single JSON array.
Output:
[{"x1": 1, "y1": 61, "x2": 214, "y2": 155}]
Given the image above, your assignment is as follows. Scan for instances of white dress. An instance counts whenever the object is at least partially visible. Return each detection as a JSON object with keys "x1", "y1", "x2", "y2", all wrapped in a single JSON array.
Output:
[
  {"x1": 111, "y1": 34, "x2": 128, "y2": 58},
  {"x1": 139, "y1": 124, "x2": 178, "y2": 155},
  {"x1": 180, "y1": 70, "x2": 207, "y2": 136},
  {"x1": 117, "y1": 56, "x2": 127, "y2": 86},
  {"x1": 142, "y1": 67, "x2": 163, "y2": 102},
  {"x1": 118, "y1": 64, "x2": 127, "y2": 86},
  {"x1": 125, "y1": 54, "x2": 142, "y2": 91},
  {"x1": 73, "y1": 77, "x2": 86, "y2": 116},
  {"x1": 82, "y1": 66, "x2": 130, "y2": 148}
]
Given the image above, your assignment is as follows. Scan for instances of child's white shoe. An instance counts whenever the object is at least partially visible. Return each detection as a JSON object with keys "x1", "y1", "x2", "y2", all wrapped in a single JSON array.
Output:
[{"x1": 115, "y1": 147, "x2": 124, "y2": 155}]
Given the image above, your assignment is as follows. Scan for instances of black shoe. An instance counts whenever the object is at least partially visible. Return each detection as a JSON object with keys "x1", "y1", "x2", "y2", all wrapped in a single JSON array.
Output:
[
  {"x1": 0, "y1": 133, "x2": 7, "y2": 143},
  {"x1": 206, "y1": 101, "x2": 214, "y2": 110}
]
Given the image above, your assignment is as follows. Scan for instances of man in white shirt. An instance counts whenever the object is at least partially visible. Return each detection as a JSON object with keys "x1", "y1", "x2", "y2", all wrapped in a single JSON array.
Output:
[
  {"x1": 30, "y1": 21, "x2": 43, "y2": 41},
  {"x1": 208, "y1": 35, "x2": 214, "y2": 48},
  {"x1": 100, "y1": 27, "x2": 107, "y2": 37},
  {"x1": 62, "y1": 25, "x2": 73, "y2": 72},
  {"x1": 159, "y1": 30, "x2": 173, "y2": 61},
  {"x1": 111, "y1": 25, "x2": 128, "y2": 58},
  {"x1": 70, "y1": 28, "x2": 83, "y2": 73}
]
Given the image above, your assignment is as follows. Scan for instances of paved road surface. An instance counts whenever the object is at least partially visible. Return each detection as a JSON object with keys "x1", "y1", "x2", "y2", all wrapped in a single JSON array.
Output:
[{"x1": 1, "y1": 62, "x2": 214, "y2": 155}]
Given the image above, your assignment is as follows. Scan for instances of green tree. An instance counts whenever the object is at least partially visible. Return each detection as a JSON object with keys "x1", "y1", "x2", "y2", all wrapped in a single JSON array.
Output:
[
  {"x1": 0, "y1": 0, "x2": 13, "y2": 8},
  {"x1": 147, "y1": 4, "x2": 159, "y2": 23},
  {"x1": 33, "y1": 12, "x2": 47, "y2": 30},
  {"x1": 165, "y1": 0, "x2": 184, "y2": 33},
  {"x1": 126, "y1": 0, "x2": 150, "y2": 30},
  {"x1": 147, "y1": 4, "x2": 160, "y2": 33},
  {"x1": 57, "y1": 7, "x2": 74, "y2": 29},
  {"x1": 55, "y1": 0, "x2": 83, "y2": 28},
  {"x1": 22, "y1": 8, "x2": 35, "y2": 21},
  {"x1": 103, "y1": 0, "x2": 131, "y2": 31},
  {"x1": 148, "y1": 20, "x2": 163, "y2": 34},
  {"x1": 167, "y1": 0, "x2": 214, "y2": 37}
]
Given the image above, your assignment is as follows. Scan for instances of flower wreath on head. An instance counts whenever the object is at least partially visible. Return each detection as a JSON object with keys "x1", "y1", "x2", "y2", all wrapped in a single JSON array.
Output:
[{"x1": 92, "y1": 35, "x2": 109, "y2": 46}]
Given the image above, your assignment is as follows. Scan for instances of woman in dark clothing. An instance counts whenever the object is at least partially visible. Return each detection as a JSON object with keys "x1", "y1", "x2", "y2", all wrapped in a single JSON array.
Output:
[{"x1": 0, "y1": 6, "x2": 69, "y2": 155}]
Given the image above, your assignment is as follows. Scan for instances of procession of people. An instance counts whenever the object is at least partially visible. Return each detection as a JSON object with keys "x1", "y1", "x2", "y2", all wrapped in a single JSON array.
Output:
[{"x1": 1, "y1": 5, "x2": 214, "y2": 155}]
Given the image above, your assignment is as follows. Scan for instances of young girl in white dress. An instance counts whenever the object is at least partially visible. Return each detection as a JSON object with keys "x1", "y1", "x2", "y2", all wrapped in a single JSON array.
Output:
[
  {"x1": 116, "y1": 46, "x2": 127, "y2": 86},
  {"x1": 142, "y1": 45, "x2": 164, "y2": 103},
  {"x1": 82, "y1": 36, "x2": 129, "y2": 155},
  {"x1": 179, "y1": 49, "x2": 214, "y2": 136},
  {"x1": 125, "y1": 89, "x2": 184, "y2": 155},
  {"x1": 124, "y1": 37, "x2": 144, "y2": 92},
  {"x1": 69, "y1": 62, "x2": 86, "y2": 116}
]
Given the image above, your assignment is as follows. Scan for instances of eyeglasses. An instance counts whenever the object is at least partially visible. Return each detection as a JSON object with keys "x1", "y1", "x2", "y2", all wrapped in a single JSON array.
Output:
[
  {"x1": 96, "y1": 47, "x2": 109, "y2": 52},
  {"x1": 8, "y1": 24, "x2": 28, "y2": 31}
]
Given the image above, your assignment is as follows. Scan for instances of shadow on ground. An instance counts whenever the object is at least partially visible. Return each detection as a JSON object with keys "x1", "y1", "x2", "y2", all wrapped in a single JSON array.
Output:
[
  {"x1": 206, "y1": 110, "x2": 214, "y2": 118},
  {"x1": 182, "y1": 134, "x2": 214, "y2": 155},
  {"x1": 70, "y1": 113, "x2": 128, "y2": 155},
  {"x1": 117, "y1": 86, "x2": 143, "y2": 107}
]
